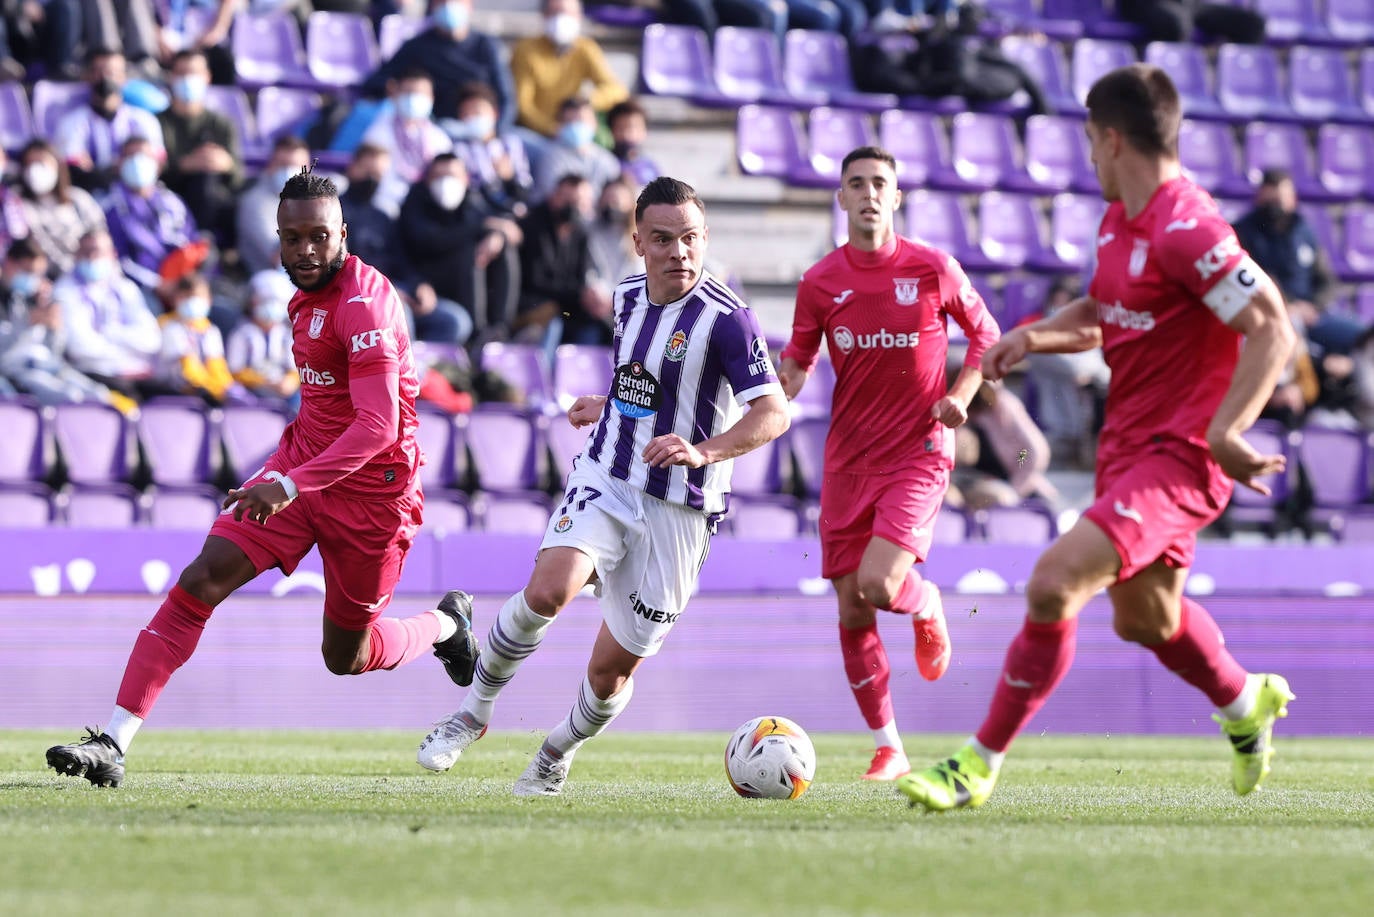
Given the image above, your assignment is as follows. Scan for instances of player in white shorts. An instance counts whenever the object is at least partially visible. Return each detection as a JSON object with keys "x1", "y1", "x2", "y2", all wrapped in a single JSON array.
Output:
[{"x1": 415, "y1": 176, "x2": 790, "y2": 795}]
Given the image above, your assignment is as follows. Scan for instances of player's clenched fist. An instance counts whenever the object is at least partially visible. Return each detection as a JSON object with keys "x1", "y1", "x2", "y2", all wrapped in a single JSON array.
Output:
[
  {"x1": 642, "y1": 433, "x2": 706, "y2": 469},
  {"x1": 980, "y1": 328, "x2": 1029, "y2": 381},
  {"x1": 223, "y1": 481, "x2": 293, "y2": 525},
  {"x1": 567, "y1": 395, "x2": 606, "y2": 428},
  {"x1": 931, "y1": 395, "x2": 969, "y2": 428}
]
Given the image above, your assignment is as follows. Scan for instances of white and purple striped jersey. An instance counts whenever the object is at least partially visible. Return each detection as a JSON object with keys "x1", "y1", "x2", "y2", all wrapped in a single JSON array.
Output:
[{"x1": 582, "y1": 271, "x2": 783, "y2": 515}]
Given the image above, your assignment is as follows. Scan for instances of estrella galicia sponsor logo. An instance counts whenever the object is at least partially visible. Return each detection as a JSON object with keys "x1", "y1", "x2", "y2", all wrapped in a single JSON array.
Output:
[
  {"x1": 664, "y1": 329, "x2": 689, "y2": 361},
  {"x1": 554, "y1": 516, "x2": 573, "y2": 533},
  {"x1": 747, "y1": 337, "x2": 771, "y2": 377},
  {"x1": 611, "y1": 361, "x2": 661, "y2": 418},
  {"x1": 630, "y1": 591, "x2": 680, "y2": 625},
  {"x1": 299, "y1": 364, "x2": 336, "y2": 386}
]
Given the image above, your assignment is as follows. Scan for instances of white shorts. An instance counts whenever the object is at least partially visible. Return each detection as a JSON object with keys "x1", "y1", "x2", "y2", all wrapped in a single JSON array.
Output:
[{"x1": 540, "y1": 460, "x2": 710, "y2": 657}]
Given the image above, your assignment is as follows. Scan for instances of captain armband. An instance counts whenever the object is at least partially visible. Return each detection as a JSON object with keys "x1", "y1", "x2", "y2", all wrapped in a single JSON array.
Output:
[{"x1": 1202, "y1": 256, "x2": 1268, "y2": 324}]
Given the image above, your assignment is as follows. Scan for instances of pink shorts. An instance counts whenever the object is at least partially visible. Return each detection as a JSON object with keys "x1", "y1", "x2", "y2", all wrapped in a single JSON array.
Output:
[
  {"x1": 210, "y1": 463, "x2": 423, "y2": 630},
  {"x1": 819, "y1": 454, "x2": 952, "y2": 580},
  {"x1": 1083, "y1": 439, "x2": 1232, "y2": 583}
]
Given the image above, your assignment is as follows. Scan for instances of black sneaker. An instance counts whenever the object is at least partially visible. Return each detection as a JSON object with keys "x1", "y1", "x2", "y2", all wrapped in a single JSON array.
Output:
[
  {"x1": 46, "y1": 728, "x2": 125, "y2": 787},
  {"x1": 432, "y1": 590, "x2": 480, "y2": 687}
]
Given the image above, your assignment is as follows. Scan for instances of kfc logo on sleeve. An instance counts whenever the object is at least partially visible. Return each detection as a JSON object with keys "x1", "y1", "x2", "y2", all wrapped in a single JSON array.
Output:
[{"x1": 350, "y1": 328, "x2": 392, "y2": 353}]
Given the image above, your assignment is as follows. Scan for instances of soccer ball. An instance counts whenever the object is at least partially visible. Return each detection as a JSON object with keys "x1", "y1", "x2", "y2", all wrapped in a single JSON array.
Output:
[{"x1": 724, "y1": 716, "x2": 816, "y2": 800}]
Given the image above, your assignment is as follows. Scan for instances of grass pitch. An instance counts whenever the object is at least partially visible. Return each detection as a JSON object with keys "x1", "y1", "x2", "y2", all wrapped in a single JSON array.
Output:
[{"x1": 2, "y1": 731, "x2": 1371, "y2": 917}]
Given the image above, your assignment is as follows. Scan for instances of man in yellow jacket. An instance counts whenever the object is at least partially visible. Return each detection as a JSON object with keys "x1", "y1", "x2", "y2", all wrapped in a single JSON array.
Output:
[{"x1": 510, "y1": 0, "x2": 628, "y2": 139}]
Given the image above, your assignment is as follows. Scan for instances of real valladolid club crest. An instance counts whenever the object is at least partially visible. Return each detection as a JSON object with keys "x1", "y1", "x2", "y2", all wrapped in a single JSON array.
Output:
[
  {"x1": 309, "y1": 308, "x2": 328, "y2": 339},
  {"x1": 554, "y1": 516, "x2": 573, "y2": 533},
  {"x1": 1129, "y1": 239, "x2": 1151, "y2": 278},
  {"x1": 894, "y1": 277, "x2": 920, "y2": 305},
  {"x1": 664, "y1": 329, "x2": 689, "y2": 361}
]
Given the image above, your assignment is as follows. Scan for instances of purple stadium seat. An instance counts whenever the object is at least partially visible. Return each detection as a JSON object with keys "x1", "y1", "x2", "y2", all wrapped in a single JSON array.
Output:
[
  {"x1": 1044, "y1": 0, "x2": 1143, "y2": 40},
  {"x1": 137, "y1": 398, "x2": 216, "y2": 487},
  {"x1": 378, "y1": 13, "x2": 426, "y2": 60},
  {"x1": 714, "y1": 27, "x2": 807, "y2": 107},
  {"x1": 1217, "y1": 44, "x2": 1297, "y2": 121},
  {"x1": 1227, "y1": 422, "x2": 1296, "y2": 530},
  {"x1": 553, "y1": 344, "x2": 613, "y2": 410},
  {"x1": 877, "y1": 109, "x2": 957, "y2": 190},
  {"x1": 1071, "y1": 39, "x2": 1137, "y2": 106},
  {"x1": 783, "y1": 30, "x2": 898, "y2": 112},
  {"x1": 1327, "y1": 0, "x2": 1374, "y2": 45},
  {"x1": 788, "y1": 417, "x2": 827, "y2": 497},
  {"x1": 205, "y1": 85, "x2": 260, "y2": 162},
  {"x1": 903, "y1": 189, "x2": 995, "y2": 272},
  {"x1": 1001, "y1": 36, "x2": 1079, "y2": 115},
  {"x1": 52, "y1": 402, "x2": 130, "y2": 485},
  {"x1": 587, "y1": 3, "x2": 656, "y2": 28},
  {"x1": 999, "y1": 274, "x2": 1053, "y2": 327},
  {"x1": 255, "y1": 86, "x2": 322, "y2": 149},
  {"x1": 1179, "y1": 119, "x2": 1254, "y2": 198},
  {"x1": 1338, "y1": 511, "x2": 1374, "y2": 541},
  {"x1": 424, "y1": 493, "x2": 472, "y2": 535},
  {"x1": 729, "y1": 435, "x2": 781, "y2": 497},
  {"x1": 30, "y1": 80, "x2": 88, "y2": 140},
  {"x1": 724, "y1": 496, "x2": 803, "y2": 539},
  {"x1": 1355, "y1": 285, "x2": 1374, "y2": 323},
  {"x1": 807, "y1": 107, "x2": 877, "y2": 181},
  {"x1": 0, "y1": 484, "x2": 54, "y2": 526},
  {"x1": 1362, "y1": 49, "x2": 1374, "y2": 119},
  {"x1": 932, "y1": 507, "x2": 969, "y2": 545},
  {"x1": 0, "y1": 397, "x2": 46, "y2": 483},
  {"x1": 977, "y1": 192, "x2": 1055, "y2": 272},
  {"x1": 789, "y1": 355, "x2": 834, "y2": 420},
  {"x1": 977, "y1": 504, "x2": 1057, "y2": 543},
  {"x1": 479, "y1": 491, "x2": 552, "y2": 535},
  {"x1": 640, "y1": 24, "x2": 732, "y2": 107},
  {"x1": 146, "y1": 486, "x2": 224, "y2": 530},
  {"x1": 479, "y1": 342, "x2": 552, "y2": 407},
  {"x1": 1297, "y1": 427, "x2": 1372, "y2": 525},
  {"x1": 1047, "y1": 193, "x2": 1106, "y2": 271},
  {"x1": 1317, "y1": 124, "x2": 1374, "y2": 199},
  {"x1": 0, "y1": 82, "x2": 34, "y2": 152},
  {"x1": 547, "y1": 417, "x2": 593, "y2": 479},
  {"x1": 1144, "y1": 43, "x2": 1223, "y2": 120},
  {"x1": 1288, "y1": 45, "x2": 1364, "y2": 123},
  {"x1": 1254, "y1": 0, "x2": 1335, "y2": 44},
  {"x1": 1299, "y1": 203, "x2": 1346, "y2": 276},
  {"x1": 1243, "y1": 121, "x2": 1331, "y2": 201},
  {"x1": 62, "y1": 484, "x2": 142, "y2": 528},
  {"x1": 736, "y1": 104, "x2": 828, "y2": 187},
  {"x1": 414, "y1": 405, "x2": 458, "y2": 491},
  {"x1": 1342, "y1": 204, "x2": 1374, "y2": 281},
  {"x1": 983, "y1": 0, "x2": 1083, "y2": 41},
  {"x1": 949, "y1": 112, "x2": 1022, "y2": 191},
  {"x1": 219, "y1": 404, "x2": 288, "y2": 482},
  {"x1": 1017, "y1": 114, "x2": 1096, "y2": 193},
  {"x1": 232, "y1": 12, "x2": 314, "y2": 89},
  {"x1": 306, "y1": 11, "x2": 380, "y2": 87},
  {"x1": 466, "y1": 404, "x2": 543, "y2": 492}
]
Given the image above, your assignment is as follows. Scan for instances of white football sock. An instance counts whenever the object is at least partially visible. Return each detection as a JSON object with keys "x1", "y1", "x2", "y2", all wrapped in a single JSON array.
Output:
[
  {"x1": 970, "y1": 737, "x2": 1005, "y2": 772},
  {"x1": 105, "y1": 706, "x2": 143, "y2": 754},
  {"x1": 544, "y1": 675, "x2": 635, "y2": 757},
  {"x1": 873, "y1": 720, "x2": 904, "y2": 753},
  {"x1": 1218, "y1": 673, "x2": 1261, "y2": 721},
  {"x1": 430, "y1": 608, "x2": 458, "y2": 643},
  {"x1": 459, "y1": 590, "x2": 553, "y2": 724}
]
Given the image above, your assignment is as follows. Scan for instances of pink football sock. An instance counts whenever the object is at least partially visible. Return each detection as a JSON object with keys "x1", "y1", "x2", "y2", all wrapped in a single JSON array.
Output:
[
  {"x1": 115, "y1": 585, "x2": 215, "y2": 718},
  {"x1": 882, "y1": 568, "x2": 930, "y2": 616},
  {"x1": 359, "y1": 612, "x2": 443, "y2": 673},
  {"x1": 975, "y1": 617, "x2": 1078, "y2": 753},
  {"x1": 1145, "y1": 598, "x2": 1249, "y2": 707},
  {"x1": 839, "y1": 622, "x2": 893, "y2": 730}
]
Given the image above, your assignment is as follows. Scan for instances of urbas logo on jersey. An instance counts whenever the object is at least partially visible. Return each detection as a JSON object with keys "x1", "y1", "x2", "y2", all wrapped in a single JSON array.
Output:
[
  {"x1": 611, "y1": 361, "x2": 661, "y2": 418},
  {"x1": 1195, "y1": 235, "x2": 1242, "y2": 281},
  {"x1": 350, "y1": 328, "x2": 391, "y2": 353},
  {"x1": 299, "y1": 364, "x2": 336, "y2": 386},
  {"x1": 831, "y1": 325, "x2": 920, "y2": 355},
  {"x1": 1098, "y1": 300, "x2": 1156, "y2": 332}
]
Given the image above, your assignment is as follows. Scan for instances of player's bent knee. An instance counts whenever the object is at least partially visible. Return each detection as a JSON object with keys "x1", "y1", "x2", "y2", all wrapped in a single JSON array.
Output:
[
  {"x1": 1024, "y1": 566, "x2": 1079, "y2": 621},
  {"x1": 175, "y1": 559, "x2": 231, "y2": 608},
  {"x1": 522, "y1": 582, "x2": 575, "y2": 617},
  {"x1": 855, "y1": 575, "x2": 898, "y2": 610},
  {"x1": 586, "y1": 669, "x2": 629, "y2": 700},
  {"x1": 1112, "y1": 614, "x2": 1173, "y2": 646}
]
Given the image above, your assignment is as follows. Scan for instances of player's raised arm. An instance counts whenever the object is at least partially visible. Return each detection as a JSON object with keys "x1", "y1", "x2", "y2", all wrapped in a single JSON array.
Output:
[
  {"x1": 642, "y1": 392, "x2": 790, "y2": 469},
  {"x1": 982, "y1": 296, "x2": 1102, "y2": 381}
]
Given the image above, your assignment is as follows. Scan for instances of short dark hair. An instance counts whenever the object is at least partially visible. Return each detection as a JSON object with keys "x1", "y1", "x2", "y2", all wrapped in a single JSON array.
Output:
[
  {"x1": 558, "y1": 95, "x2": 592, "y2": 119},
  {"x1": 1260, "y1": 168, "x2": 1292, "y2": 187},
  {"x1": 456, "y1": 81, "x2": 498, "y2": 109},
  {"x1": 634, "y1": 176, "x2": 704, "y2": 224},
  {"x1": 840, "y1": 146, "x2": 897, "y2": 178},
  {"x1": 85, "y1": 46, "x2": 121, "y2": 67},
  {"x1": 1085, "y1": 63, "x2": 1181, "y2": 159},
  {"x1": 173, "y1": 272, "x2": 209, "y2": 295},
  {"x1": 395, "y1": 67, "x2": 432, "y2": 84},
  {"x1": 4, "y1": 236, "x2": 43, "y2": 262},
  {"x1": 426, "y1": 151, "x2": 463, "y2": 176},
  {"x1": 169, "y1": 49, "x2": 207, "y2": 70},
  {"x1": 120, "y1": 135, "x2": 154, "y2": 156},
  {"x1": 280, "y1": 162, "x2": 339, "y2": 201},
  {"x1": 555, "y1": 172, "x2": 588, "y2": 189},
  {"x1": 607, "y1": 98, "x2": 646, "y2": 130}
]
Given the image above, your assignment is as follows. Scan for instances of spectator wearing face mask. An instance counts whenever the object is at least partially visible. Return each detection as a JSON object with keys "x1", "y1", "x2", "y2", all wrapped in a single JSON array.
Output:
[
  {"x1": 0, "y1": 148, "x2": 29, "y2": 249},
  {"x1": 449, "y1": 81, "x2": 534, "y2": 219},
  {"x1": 533, "y1": 96, "x2": 621, "y2": 203},
  {"x1": 515, "y1": 172, "x2": 611, "y2": 353},
  {"x1": 362, "y1": 0, "x2": 515, "y2": 129},
  {"x1": 510, "y1": 0, "x2": 628, "y2": 142},
  {"x1": 606, "y1": 98, "x2": 660, "y2": 186},
  {"x1": 236, "y1": 135, "x2": 311, "y2": 276},
  {"x1": 102, "y1": 136, "x2": 200, "y2": 292},
  {"x1": 156, "y1": 271, "x2": 236, "y2": 404},
  {"x1": 14, "y1": 139, "x2": 107, "y2": 276},
  {"x1": 586, "y1": 174, "x2": 642, "y2": 295},
  {"x1": 399, "y1": 153, "x2": 522, "y2": 343},
  {"x1": 53, "y1": 228, "x2": 162, "y2": 399},
  {"x1": 226, "y1": 269, "x2": 299, "y2": 409},
  {"x1": 54, "y1": 47, "x2": 166, "y2": 193},
  {"x1": 361, "y1": 68, "x2": 454, "y2": 198},
  {"x1": 157, "y1": 48, "x2": 241, "y2": 249}
]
